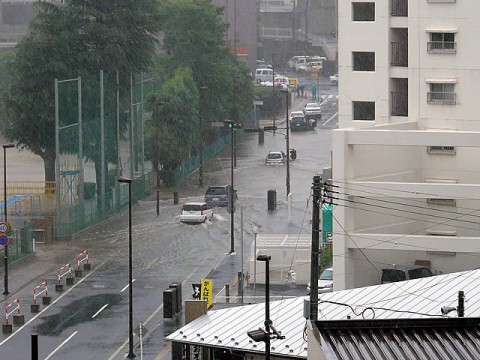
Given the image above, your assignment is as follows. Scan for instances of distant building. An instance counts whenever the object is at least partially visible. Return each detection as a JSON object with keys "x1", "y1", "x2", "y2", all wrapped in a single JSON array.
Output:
[
  {"x1": 212, "y1": 0, "x2": 257, "y2": 71},
  {"x1": 333, "y1": 1, "x2": 480, "y2": 290}
]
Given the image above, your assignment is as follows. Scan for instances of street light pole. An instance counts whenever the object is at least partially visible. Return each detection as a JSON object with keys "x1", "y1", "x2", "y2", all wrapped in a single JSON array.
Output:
[
  {"x1": 230, "y1": 126, "x2": 235, "y2": 254},
  {"x1": 282, "y1": 90, "x2": 291, "y2": 197},
  {"x1": 272, "y1": 53, "x2": 277, "y2": 135},
  {"x1": 258, "y1": 254, "x2": 272, "y2": 360},
  {"x1": 3, "y1": 143, "x2": 14, "y2": 296},
  {"x1": 118, "y1": 177, "x2": 135, "y2": 359},
  {"x1": 252, "y1": 227, "x2": 258, "y2": 297}
]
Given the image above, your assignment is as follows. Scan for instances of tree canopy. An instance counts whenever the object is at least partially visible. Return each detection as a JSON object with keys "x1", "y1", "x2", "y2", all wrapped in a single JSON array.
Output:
[
  {"x1": 145, "y1": 67, "x2": 199, "y2": 185},
  {"x1": 3, "y1": 0, "x2": 161, "y2": 182}
]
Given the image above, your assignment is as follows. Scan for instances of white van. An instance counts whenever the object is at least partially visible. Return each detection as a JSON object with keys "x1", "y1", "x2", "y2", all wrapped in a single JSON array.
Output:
[
  {"x1": 294, "y1": 58, "x2": 309, "y2": 72},
  {"x1": 287, "y1": 56, "x2": 306, "y2": 69},
  {"x1": 255, "y1": 68, "x2": 275, "y2": 84}
]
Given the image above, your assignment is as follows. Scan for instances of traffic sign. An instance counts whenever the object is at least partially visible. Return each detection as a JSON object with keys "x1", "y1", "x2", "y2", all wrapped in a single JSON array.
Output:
[
  {"x1": 0, "y1": 234, "x2": 8, "y2": 246},
  {"x1": 0, "y1": 222, "x2": 7, "y2": 234}
]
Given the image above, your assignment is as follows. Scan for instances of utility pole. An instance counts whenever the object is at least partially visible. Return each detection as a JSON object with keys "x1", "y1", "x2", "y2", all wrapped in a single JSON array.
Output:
[
  {"x1": 285, "y1": 91, "x2": 290, "y2": 197},
  {"x1": 224, "y1": 120, "x2": 242, "y2": 254},
  {"x1": 310, "y1": 175, "x2": 322, "y2": 321},
  {"x1": 272, "y1": 53, "x2": 277, "y2": 135},
  {"x1": 199, "y1": 86, "x2": 208, "y2": 188},
  {"x1": 233, "y1": 0, "x2": 237, "y2": 58},
  {"x1": 305, "y1": 0, "x2": 310, "y2": 52}
]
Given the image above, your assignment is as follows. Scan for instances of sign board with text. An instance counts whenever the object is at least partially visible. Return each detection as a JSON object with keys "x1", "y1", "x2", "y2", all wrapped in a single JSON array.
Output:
[{"x1": 200, "y1": 279, "x2": 213, "y2": 308}]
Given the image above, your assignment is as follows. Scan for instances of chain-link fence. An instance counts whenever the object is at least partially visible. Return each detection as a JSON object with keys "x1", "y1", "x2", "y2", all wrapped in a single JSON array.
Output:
[{"x1": 54, "y1": 71, "x2": 254, "y2": 237}]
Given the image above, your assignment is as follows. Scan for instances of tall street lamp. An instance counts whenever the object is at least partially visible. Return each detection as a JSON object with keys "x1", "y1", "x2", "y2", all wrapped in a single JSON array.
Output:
[
  {"x1": 223, "y1": 120, "x2": 241, "y2": 254},
  {"x1": 3, "y1": 143, "x2": 14, "y2": 295},
  {"x1": 252, "y1": 226, "x2": 259, "y2": 296},
  {"x1": 247, "y1": 254, "x2": 284, "y2": 360},
  {"x1": 280, "y1": 89, "x2": 291, "y2": 197},
  {"x1": 118, "y1": 177, "x2": 135, "y2": 359},
  {"x1": 272, "y1": 53, "x2": 277, "y2": 135}
]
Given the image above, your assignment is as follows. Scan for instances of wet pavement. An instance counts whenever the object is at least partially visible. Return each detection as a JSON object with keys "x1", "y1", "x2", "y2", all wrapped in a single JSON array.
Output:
[{"x1": 0, "y1": 81, "x2": 337, "y2": 359}]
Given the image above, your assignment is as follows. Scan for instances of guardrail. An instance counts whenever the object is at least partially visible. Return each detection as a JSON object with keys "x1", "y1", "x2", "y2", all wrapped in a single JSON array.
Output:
[
  {"x1": 2, "y1": 298, "x2": 24, "y2": 334},
  {"x1": 56, "y1": 263, "x2": 74, "y2": 292}
]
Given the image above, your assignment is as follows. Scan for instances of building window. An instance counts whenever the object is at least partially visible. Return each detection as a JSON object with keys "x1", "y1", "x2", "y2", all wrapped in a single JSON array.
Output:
[
  {"x1": 427, "y1": 146, "x2": 456, "y2": 155},
  {"x1": 391, "y1": 0, "x2": 408, "y2": 16},
  {"x1": 428, "y1": 33, "x2": 456, "y2": 54},
  {"x1": 427, "y1": 83, "x2": 456, "y2": 105},
  {"x1": 353, "y1": 101, "x2": 375, "y2": 120},
  {"x1": 352, "y1": 3, "x2": 375, "y2": 21},
  {"x1": 353, "y1": 52, "x2": 375, "y2": 71}
]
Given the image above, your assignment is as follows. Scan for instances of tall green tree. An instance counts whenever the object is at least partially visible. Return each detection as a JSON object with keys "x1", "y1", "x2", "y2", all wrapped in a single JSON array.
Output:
[
  {"x1": 3, "y1": 0, "x2": 161, "y2": 183},
  {"x1": 145, "y1": 67, "x2": 199, "y2": 185},
  {"x1": 158, "y1": 0, "x2": 253, "y2": 137}
]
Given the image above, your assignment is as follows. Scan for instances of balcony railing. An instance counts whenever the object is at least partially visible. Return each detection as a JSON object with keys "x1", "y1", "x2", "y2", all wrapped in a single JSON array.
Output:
[
  {"x1": 260, "y1": 0, "x2": 294, "y2": 12},
  {"x1": 391, "y1": 0, "x2": 408, "y2": 17},
  {"x1": 390, "y1": 42, "x2": 408, "y2": 66},
  {"x1": 427, "y1": 41, "x2": 457, "y2": 54},
  {"x1": 391, "y1": 92, "x2": 408, "y2": 116},
  {"x1": 260, "y1": 27, "x2": 293, "y2": 39},
  {"x1": 427, "y1": 92, "x2": 456, "y2": 105}
]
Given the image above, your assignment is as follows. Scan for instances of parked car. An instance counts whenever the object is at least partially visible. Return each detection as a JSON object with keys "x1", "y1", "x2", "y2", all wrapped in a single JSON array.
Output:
[
  {"x1": 307, "y1": 267, "x2": 333, "y2": 294},
  {"x1": 330, "y1": 74, "x2": 338, "y2": 85},
  {"x1": 294, "y1": 57, "x2": 309, "y2": 72},
  {"x1": 256, "y1": 59, "x2": 272, "y2": 69},
  {"x1": 303, "y1": 102, "x2": 322, "y2": 116},
  {"x1": 275, "y1": 75, "x2": 289, "y2": 85},
  {"x1": 287, "y1": 56, "x2": 306, "y2": 69},
  {"x1": 381, "y1": 266, "x2": 434, "y2": 284},
  {"x1": 205, "y1": 185, "x2": 237, "y2": 207},
  {"x1": 304, "y1": 61, "x2": 323, "y2": 73},
  {"x1": 255, "y1": 68, "x2": 276, "y2": 84},
  {"x1": 265, "y1": 151, "x2": 286, "y2": 165},
  {"x1": 288, "y1": 77, "x2": 299, "y2": 92},
  {"x1": 180, "y1": 202, "x2": 213, "y2": 223},
  {"x1": 289, "y1": 110, "x2": 304, "y2": 122}
]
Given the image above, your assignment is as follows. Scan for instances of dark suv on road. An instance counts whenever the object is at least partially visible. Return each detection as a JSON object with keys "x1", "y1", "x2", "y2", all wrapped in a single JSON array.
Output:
[{"x1": 205, "y1": 185, "x2": 237, "y2": 207}]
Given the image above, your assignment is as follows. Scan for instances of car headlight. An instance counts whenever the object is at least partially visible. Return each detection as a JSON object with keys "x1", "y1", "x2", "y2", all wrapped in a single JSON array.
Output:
[{"x1": 324, "y1": 283, "x2": 333, "y2": 288}]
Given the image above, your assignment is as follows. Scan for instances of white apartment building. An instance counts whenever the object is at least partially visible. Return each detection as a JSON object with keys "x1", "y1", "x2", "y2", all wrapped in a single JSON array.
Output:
[{"x1": 332, "y1": 0, "x2": 480, "y2": 290}]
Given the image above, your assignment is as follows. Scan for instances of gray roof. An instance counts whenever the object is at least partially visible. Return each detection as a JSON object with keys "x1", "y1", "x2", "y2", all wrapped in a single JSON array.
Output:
[
  {"x1": 314, "y1": 317, "x2": 480, "y2": 360},
  {"x1": 167, "y1": 269, "x2": 480, "y2": 358}
]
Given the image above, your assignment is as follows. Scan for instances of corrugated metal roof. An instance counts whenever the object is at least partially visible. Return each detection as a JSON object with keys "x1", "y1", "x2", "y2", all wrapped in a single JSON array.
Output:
[
  {"x1": 167, "y1": 269, "x2": 480, "y2": 358},
  {"x1": 315, "y1": 318, "x2": 480, "y2": 360}
]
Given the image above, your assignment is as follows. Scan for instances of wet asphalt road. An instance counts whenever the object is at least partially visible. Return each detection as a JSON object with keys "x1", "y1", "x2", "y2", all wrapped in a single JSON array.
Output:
[{"x1": 0, "y1": 81, "x2": 337, "y2": 360}]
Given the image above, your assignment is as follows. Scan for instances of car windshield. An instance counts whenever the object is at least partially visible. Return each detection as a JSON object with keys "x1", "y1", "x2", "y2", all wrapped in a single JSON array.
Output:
[
  {"x1": 382, "y1": 269, "x2": 406, "y2": 282},
  {"x1": 206, "y1": 187, "x2": 226, "y2": 195},
  {"x1": 268, "y1": 153, "x2": 282, "y2": 159},
  {"x1": 319, "y1": 269, "x2": 333, "y2": 280},
  {"x1": 306, "y1": 104, "x2": 318, "y2": 109},
  {"x1": 408, "y1": 268, "x2": 433, "y2": 279}
]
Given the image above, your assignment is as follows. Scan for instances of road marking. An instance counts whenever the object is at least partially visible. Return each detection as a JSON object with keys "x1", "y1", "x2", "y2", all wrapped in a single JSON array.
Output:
[
  {"x1": 109, "y1": 253, "x2": 215, "y2": 359},
  {"x1": 44, "y1": 331, "x2": 78, "y2": 360},
  {"x1": 91, "y1": 303, "x2": 109, "y2": 319},
  {"x1": 323, "y1": 111, "x2": 338, "y2": 127},
  {"x1": 0, "y1": 260, "x2": 106, "y2": 347},
  {"x1": 120, "y1": 279, "x2": 136, "y2": 292}
]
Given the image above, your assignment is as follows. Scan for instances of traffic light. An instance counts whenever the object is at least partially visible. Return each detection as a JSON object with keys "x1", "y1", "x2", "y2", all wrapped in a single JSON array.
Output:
[
  {"x1": 223, "y1": 120, "x2": 242, "y2": 130},
  {"x1": 289, "y1": 148, "x2": 297, "y2": 160}
]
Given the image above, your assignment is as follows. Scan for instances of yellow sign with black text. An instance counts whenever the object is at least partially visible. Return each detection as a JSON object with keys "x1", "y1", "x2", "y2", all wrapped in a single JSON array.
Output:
[{"x1": 200, "y1": 279, "x2": 213, "y2": 308}]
